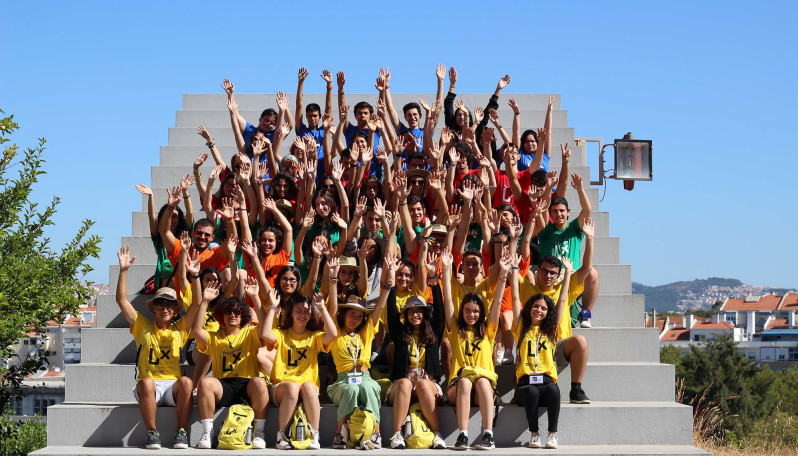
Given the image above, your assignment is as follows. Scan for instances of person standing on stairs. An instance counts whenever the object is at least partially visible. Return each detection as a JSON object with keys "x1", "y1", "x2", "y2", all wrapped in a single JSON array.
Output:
[{"x1": 115, "y1": 245, "x2": 199, "y2": 450}]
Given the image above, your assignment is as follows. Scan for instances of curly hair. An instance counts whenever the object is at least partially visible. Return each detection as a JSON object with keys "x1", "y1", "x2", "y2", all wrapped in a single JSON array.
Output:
[
  {"x1": 213, "y1": 296, "x2": 252, "y2": 329},
  {"x1": 456, "y1": 292, "x2": 487, "y2": 343},
  {"x1": 257, "y1": 224, "x2": 285, "y2": 257},
  {"x1": 269, "y1": 172, "x2": 297, "y2": 201},
  {"x1": 516, "y1": 294, "x2": 558, "y2": 348}
]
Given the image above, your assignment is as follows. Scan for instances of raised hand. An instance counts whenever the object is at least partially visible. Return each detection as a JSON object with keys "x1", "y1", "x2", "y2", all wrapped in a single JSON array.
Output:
[
  {"x1": 384, "y1": 251, "x2": 400, "y2": 274},
  {"x1": 455, "y1": 99, "x2": 467, "y2": 115},
  {"x1": 222, "y1": 79, "x2": 234, "y2": 95},
  {"x1": 376, "y1": 97, "x2": 386, "y2": 118},
  {"x1": 570, "y1": 172, "x2": 583, "y2": 190},
  {"x1": 240, "y1": 238, "x2": 257, "y2": 258},
  {"x1": 546, "y1": 170, "x2": 559, "y2": 189},
  {"x1": 461, "y1": 125, "x2": 475, "y2": 143},
  {"x1": 180, "y1": 174, "x2": 195, "y2": 191},
  {"x1": 303, "y1": 208, "x2": 316, "y2": 228},
  {"x1": 180, "y1": 231, "x2": 192, "y2": 251},
  {"x1": 582, "y1": 217, "x2": 595, "y2": 239},
  {"x1": 379, "y1": 66, "x2": 391, "y2": 83},
  {"x1": 426, "y1": 251, "x2": 440, "y2": 274},
  {"x1": 225, "y1": 233, "x2": 239, "y2": 258},
  {"x1": 472, "y1": 106, "x2": 484, "y2": 125},
  {"x1": 375, "y1": 75, "x2": 386, "y2": 92},
  {"x1": 440, "y1": 249, "x2": 453, "y2": 269},
  {"x1": 375, "y1": 147, "x2": 388, "y2": 164},
  {"x1": 197, "y1": 124, "x2": 212, "y2": 140},
  {"x1": 357, "y1": 238, "x2": 375, "y2": 261},
  {"x1": 244, "y1": 276, "x2": 260, "y2": 298},
  {"x1": 327, "y1": 255, "x2": 340, "y2": 277},
  {"x1": 203, "y1": 281, "x2": 221, "y2": 302},
  {"x1": 262, "y1": 196, "x2": 276, "y2": 212},
  {"x1": 509, "y1": 215, "x2": 523, "y2": 239},
  {"x1": 448, "y1": 146, "x2": 460, "y2": 165},
  {"x1": 304, "y1": 135, "x2": 317, "y2": 152},
  {"x1": 135, "y1": 184, "x2": 152, "y2": 196},
  {"x1": 561, "y1": 143, "x2": 571, "y2": 163},
  {"x1": 220, "y1": 197, "x2": 235, "y2": 221},
  {"x1": 312, "y1": 293, "x2": 325, "y2": 310},
  {"x1": 395, "y1": 174, "x2": 410, "y2": 200},
  {"x1": 537, "y1": 127, "x2": 549, "y2": 146},
  {"x1": 373, "y1": 198, "x2": 385, "y2": 218},
  {"x1": 322, "y1": 113, "x2": 335, "y2": 130},
  {"x1": 339, "y1": 104, "x2": 350, "y2": 122},
  {"x1": 167, "y1": 186, "x2": 181, "y2": 208},
  {"x1": 321, "y1": 69, "x2": 332, "y2": 84},
  {"x1": 117, "y1": 245, "x2": 136, "y2": 271},
  {"x1": 560, "y1": 256, "x2": 573, "y2": 273},
  {"x1": 298, "y1": 67, "x2": 309, "y2": 82},
  {"x1": 354, "y1": 196, "x2": 368, "y2": 217},
  {"x1": 418, "y1": 98, "x2": 431, "y2": 114},
  {"x1": 331, "y1": 212, "x2": 348, "y2": 230},
  {"x1": 436, "y1": 64, "x2": 446, "y2": 81},
  {"x1": 481, "y1": 127, "x2": 495, "y2": 144},
  {"x1": 457, "y1": 178, "x2": 475, "y2": 202},
  {"x1": 331, "y1": 161, "x2": 344, "y2": 182},
  {"x1": 549, "y1": 96, "x2": 555, "y2": 109},
  {"x1": 279, "y1": 122, "x2": 291, "y2": 138},
  {"x1": 276, "y1": 91, "x2": 289, "y2": 111},
  {"x1": 449, "y1": 66, "x2": 457, "y2": 85},
  {"x1": 441, "y1": 127, "x2": 453, "y2": 147},
  {"x1": 428, "y1": 142, "x2": 442, "y2": 164},
  {"x1": 292, "y1": 137, "x2": 306, "y2": 154},
  {"x1": 508, "y1": 98, "x2": 520, "y2": 114},
  {"x1": 360, "y1": 144, "x2": 374, "y2": 162},
  {"x1": 488, "y1": 108, "x2": 499, "y2": 125},
  {"x1": 194, "y1": 153, "x2": 209, "y2": 170},
  {"x1": 336, "y1": 71, "x2": 346, "y2": 89},
  {"x1": 499, "y1": 247, "x2": 513, "y2": 273},
  {"x1": 497, "y1": 74, "x2": 511, "y2": 90},
  {"x1": 186, "y1": 250, "x2": 201, "y2": 276},
  {"x1": 487, "y1": 209, "x2": 500, "y2": 234},
  {"x1": 227, "y1": 97, "x2": 238, "y2": 113},
  {"x1": 210, "y1": 164, "x2": 225, "y2": 181},
  {"x1": 266, "y1": 288, "x2": 280, "y2": 308},
  {"x1": 306, "y1": 159, "x2": 317, "y2": 180},
  {"x1": 366, "y1": 113, "x2": 378, "y2": 131},
  {"x1": 447, "y1": 204, "x2": 462, "y2": 228}
]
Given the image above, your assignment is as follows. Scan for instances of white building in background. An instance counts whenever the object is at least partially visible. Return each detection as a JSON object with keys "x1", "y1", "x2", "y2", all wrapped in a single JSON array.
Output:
[{"x1": 650, "y1": 292, "x2": 798, "y2": 367}]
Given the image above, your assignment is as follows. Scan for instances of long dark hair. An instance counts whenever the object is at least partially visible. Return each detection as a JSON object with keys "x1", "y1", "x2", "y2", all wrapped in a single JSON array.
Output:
[
  {"x1": 269, "y1": 172, "x2": 297, "y2": 201},
  {"x1": 336, "y1": 298, "x2": 368, "y2": 335},
  {"x1": 275, "y1": 265, "x2": 302, "y2": 301},
  {"x1": 278, "y1": 295, "x2": 322, "y2": 331},
  {"x1": 154, "y1": 204, "x2": 188, "y2": 248},
  {"x1": 402, "y1": 306, "x2": 437, "y2": 346},
  {"x1": 213, "y1": 296, "x2": 252, "y2": 329},
  {"x1": 457, "y1": 292, "x2": 487, "y2": 343},
  {"x1": 358, "y1": 232, "x2": 383, "y2": 272},
  {"x1": 516, "y1": 294, "x2": 558, "y2": 349}
]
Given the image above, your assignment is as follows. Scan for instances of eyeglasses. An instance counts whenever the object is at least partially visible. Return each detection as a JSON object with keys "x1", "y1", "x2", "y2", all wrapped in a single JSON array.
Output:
[
  {"x1": 153, "y1": 302, "x2": 177, "y2": 310},
  {"x1": 224, "y1": 309, "x2": 242, "y2": 316},
  {"x1": 280, "y1": 277, "x2": 298, "y2": 284},
  {"x1": 539, "y1": 267, "x2": 560, "y2": 277},
  {"x1": 194, "y1": 232, "x2": 213, "y2": 239}
]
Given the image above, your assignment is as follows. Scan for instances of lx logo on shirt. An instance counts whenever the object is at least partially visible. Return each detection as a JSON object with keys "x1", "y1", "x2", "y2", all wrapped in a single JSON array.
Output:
[
  {"x1": 464, "y1": 340, "x2": 481, "y2": 357},
  {"x1": 222, "y1": 351, "x2": 243, "y2": 372},
  {"x1": 287, "y1": 347, "x2": 308, "y2": 367},
  {"x1": 148, "y1": 347, "x2": 172, "y2": 365}
]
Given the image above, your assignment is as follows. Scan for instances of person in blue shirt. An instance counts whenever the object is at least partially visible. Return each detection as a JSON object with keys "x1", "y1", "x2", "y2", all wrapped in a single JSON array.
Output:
[
  {"x1": 380, "y1": 65, "x2": 445, "y2": 154},
  {"x1": 336, "y1": 71, "x2": 385, "y2": 180},
  {"x1": 295, "y1": 67, "x2": 333, "y2": 184},
  {"x1": 223, "y1": 78, "x2": 280, "y2": 163}
]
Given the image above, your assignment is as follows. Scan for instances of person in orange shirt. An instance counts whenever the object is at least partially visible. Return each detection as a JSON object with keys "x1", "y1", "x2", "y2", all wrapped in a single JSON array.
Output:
[{"x1": 246, "y1": 196, "x2": 292, "y2": 288}]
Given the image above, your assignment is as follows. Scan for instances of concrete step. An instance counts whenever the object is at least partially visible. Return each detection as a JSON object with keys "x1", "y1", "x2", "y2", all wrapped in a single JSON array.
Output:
[
  {"x1": 180, "y1": 93, "x2": 562, "y2": 112},
  {"x1": 33, "y1": 445, "x2": 710, "y2": 455},
  {"x1": 176, "y1": 109, "x2": 570, "y2": 130},
  {"x1": 590, "y1": 294, "x2": 646, "y2": 328},
  {"x1": 65, "y1": 360, "x2": 673, "y2": 404},
  {"x1": 593, "y1": 264, "x2": 632, "y2": 295},
  {"x1": 42, "y1": 401, "x2": 694, "y2": 447}
]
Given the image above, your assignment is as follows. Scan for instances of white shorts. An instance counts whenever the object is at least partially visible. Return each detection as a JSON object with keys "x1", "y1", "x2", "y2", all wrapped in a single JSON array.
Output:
[
  {"x1": 270, "y1": 381, "x2": 320, "y2": 406},
  {"x1": 133, "y1": 379, "x2": 177, "y2": 406}
]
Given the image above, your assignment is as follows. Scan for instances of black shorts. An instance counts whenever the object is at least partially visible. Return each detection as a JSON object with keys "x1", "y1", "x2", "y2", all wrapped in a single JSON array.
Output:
[{"x1": 219, "y1": 377, "x2": 251, "y2": 408}]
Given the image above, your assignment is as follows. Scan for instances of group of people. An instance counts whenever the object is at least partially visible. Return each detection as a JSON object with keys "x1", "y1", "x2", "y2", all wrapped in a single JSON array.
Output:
[{"x1": 119, "y1": 65, "x2": 600, "y2": 450}]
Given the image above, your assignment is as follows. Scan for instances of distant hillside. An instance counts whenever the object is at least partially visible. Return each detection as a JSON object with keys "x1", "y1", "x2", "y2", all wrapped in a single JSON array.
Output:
[{"x1": 633, "y1": 278, "x2": 751, "y2": 313}]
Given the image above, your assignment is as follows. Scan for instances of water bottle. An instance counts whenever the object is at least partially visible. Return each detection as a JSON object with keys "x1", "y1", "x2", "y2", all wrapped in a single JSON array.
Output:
[
  {"x1": 403, "y1": 416, "x2": 412, "y2": 437},
  {"x1": 245, "y1": 425, "x2": 252, "y2": 445},
  {"x1": 296, "y1": 417, "x2": 306, "y2": 441}
]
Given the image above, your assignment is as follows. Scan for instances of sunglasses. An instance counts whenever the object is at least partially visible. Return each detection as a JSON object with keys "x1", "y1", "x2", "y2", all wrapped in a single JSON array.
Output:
[
  {"x1": 409, "y1": 179, "x2": 425, "y2": 186},
  {"x1": 224, "y1": 309, "x2": 243, "y2": 316},
  {"x1": 153, "y1": 302, "x2": 177, "y2": 310}
]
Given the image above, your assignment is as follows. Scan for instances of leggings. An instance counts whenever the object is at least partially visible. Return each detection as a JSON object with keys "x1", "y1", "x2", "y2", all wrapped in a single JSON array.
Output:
[{"x1": 513, "y1": 381, "x2": 561, "y2": 432}]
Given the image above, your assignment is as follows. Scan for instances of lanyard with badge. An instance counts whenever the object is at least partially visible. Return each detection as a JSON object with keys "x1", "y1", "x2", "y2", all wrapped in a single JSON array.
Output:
[
  {"x1": 346, "y1": 332, "x2": 363, "y2": 384},
  {"x1": 528, "y1": 329, "x2": 544, "y2": 385}
]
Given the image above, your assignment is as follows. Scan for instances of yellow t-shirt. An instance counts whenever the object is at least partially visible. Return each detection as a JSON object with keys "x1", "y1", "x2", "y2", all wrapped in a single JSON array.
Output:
[
  {"x1": 408, "y1": 334, "x2": 427, "y2": 370},
  {"x1": 330, "y1": 319, "x2": 378, "y2": 372},
  {"x1": 181, "y1": 286, "x2": 220, "y2": 332},
  {"x1": 452, "y1": 276, "x2": 482, "y2": 321},
  {"x1": 381, "y1": 284, "x2": 430, "y2": 325},
  {"x1": 269, "y1": 328, "x2": 327, "y2": 387},
  {"x1": 519, "y1": 276, "x2": 584, "y2": 339},
  {"x1": 513, "y1": 325, "x2": 558, "y2": 383},
  {"x1": 131, "y1": 313, "x2": 189, "y2": 381},
  {"x1": 448, "y1": 323, "x2": 497, "y2": 378},
  {"x1": 199, "y1": 325, "x2": 264, "y2": 379}
]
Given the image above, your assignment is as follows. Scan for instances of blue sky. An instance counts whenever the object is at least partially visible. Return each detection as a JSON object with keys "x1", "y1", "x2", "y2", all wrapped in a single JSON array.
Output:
[{"x1": 1, "y1": 1, "x2": 796, "y2": 288}]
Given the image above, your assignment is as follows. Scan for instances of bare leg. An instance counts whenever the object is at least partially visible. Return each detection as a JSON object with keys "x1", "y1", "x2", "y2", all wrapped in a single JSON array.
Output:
[
  {"x1": 475, "y1": 377, "x2": 494, "y2": 431},
  {"x1": 173, "y1": 377, "x2": 194, "y2": 429},
  {"x1": 582, "y1": 268, "x2": 600, "y2": 310},
  {"x1": 448, "y1": 379, "x2": 472, "y2": 431},
  {"x1": 300, "y1": 382, "x2": 321, "y2": 430},
  {"x1": 387, "y1": 379, "x2": 413, "y2": 433},
  {"x1": 136, "y1": 378, "x2": 157, "y2": 430},
  {"x1": 248, "y1": 377, "x2": 270, "y2": 420},
  {"x1": 564, "y1": 335, "x2": 589, "y2": 382},
  {"x1": 415, "y1": 379, "x2": 440, "y2": 432},
  {"x1": 197, "y1": 377, "x2": 222, "y2": 420},
  {"x1": 191, "y1": 351, "x2": 211, "y2": 388},
  {"x1": 274, "y1": 382, "x2": 299, "y2": 428},
  {"x1": 500, "y1": 310, "x2": 514, "y2": 361}
]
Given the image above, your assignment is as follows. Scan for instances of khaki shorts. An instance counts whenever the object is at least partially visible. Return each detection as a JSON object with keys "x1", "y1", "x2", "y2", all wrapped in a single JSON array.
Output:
[{"x1": 555, "y1": 338, "x2": 571, "y2": 369}]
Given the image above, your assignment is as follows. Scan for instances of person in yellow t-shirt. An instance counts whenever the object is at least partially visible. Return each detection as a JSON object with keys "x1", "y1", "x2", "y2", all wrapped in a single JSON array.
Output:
[
  {"x1": 191, "y1": 276, "x2": 271, "y2": 450},
  {"x1": 518, "y1": 217, "x2": 596, "y2": 406},
  {"x1": 261, "y1": 287, "x2": 337, "y2": 450},
  {"x1": 324, "y1": 254, "x2": 393, "y2": 450},
  {"x1": 116, "y1": 246, "x2": 198, "y2": 450},
  {"x1": 442, "y1": 249, "x2": 510, "y2": 451},
  {"x1": 510, "y1": 255, "x2": 573, "y2": 450}
]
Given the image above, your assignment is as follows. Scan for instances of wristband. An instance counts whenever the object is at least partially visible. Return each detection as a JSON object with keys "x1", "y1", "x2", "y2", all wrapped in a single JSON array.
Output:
[
  {"x1": 327, "y1": 85, "x2": 333, "y2": 90},
  {"x1": 205, "y1": 141, "x2": 215, "y2": 148},
  {"x1": 330, "y1": 278, "x2": 339, "y2": 283},
  {"x1": 269, "y1": 305, "x2": 279, "y2": 313},
  {"x1": 381, "y1": 282, "x2": 394, "y2": 290},
  {"x1": 190, "y1": 274, "x2": 199, "y2": 279},
  {"x1": 183, "y1": 194, "x2": 190, "y2": 198},
  {"x1": 399, "y1": 201, "x2": 408, "y2": 206},
  {"x1": 378, "y1": 216, "x2": 387, "y2": 222}
]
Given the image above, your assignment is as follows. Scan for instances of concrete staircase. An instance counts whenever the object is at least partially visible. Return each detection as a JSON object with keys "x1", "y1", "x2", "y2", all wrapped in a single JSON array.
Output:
[{"x1": 33, "y1": 93, "x2": 706, "y2": 455}]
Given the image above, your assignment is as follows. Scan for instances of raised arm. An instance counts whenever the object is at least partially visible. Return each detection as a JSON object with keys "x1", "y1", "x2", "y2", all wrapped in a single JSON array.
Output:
[
  {"x1": 510, "y1": 253, "x2": 522, "y2": 330},
  {"x1": 136, "y1": 185, "x2": 157, "y2": 235},
  {"x1": 488, "y1": 108, "x2": 512, "y2": 145},
  {"x1": 336, "y1": 71, "x2": 350, "y2": 129},
  {"x1": 576, "y1": 218, "x2": 594, "y2": 285},
  {"x1": 227, "y1": 98, "x2": 247, "y2": 154},
  {"x1": 192, "y1": 153, "x2": 208, "y2": 203},
  {"x1": 489, "y1": 249, "x2": 512, "y2": 327},
  {"x1": 572, "y1": 172, "x2": 592, "y2": 228},
  {"x1": 440, "y1": 250, "x2": 455, "y2": 332},
  {"x1": 260, "y1": 289, "x2": 280, "y2": 346},
  {"x1": 197, "y1": 124, "x2": 226, "y2": 169},
  {"x1": 312, "y1": 292, "x2": 337, "y2": 344},
  {"x1": 222, "y1": 79, "x2": 247, "y2": 132},
  {"x1": 158, "y1": 186, "x2": 182, "y2": 255},
  {"x1": 301, "y1": 237, "x2": 326, "y2": 298},
  {"x1": 193, "y1": 280, "x2": 221, "y2": 351},
  {"x1": 380, "y1": 70, "x2": 402, "y2": 131},
  {"x1": 556, "y1": 143, "x2": 570, "y2": 197},
  {"x1": 508, "y1": 98, "x2": 521, "y2": 147},
  {"x1": 555, "y1": 257, "x2": 574, "y2": 333},
  {"x1": 295, "y1": 67, "x2": 309, "y2": 135},
  {"x1": 544, "y1": 96, "x2": 554, "y2": 157},
  {"x1": 433, "y1": 64, "x2": 446, "y2": 129},
  {"x1": 321, "y1": 69, "x2": 333, "y2": 116},
  {"x1": 115, "y1": 246, "x2": 137, "y2": 326}
]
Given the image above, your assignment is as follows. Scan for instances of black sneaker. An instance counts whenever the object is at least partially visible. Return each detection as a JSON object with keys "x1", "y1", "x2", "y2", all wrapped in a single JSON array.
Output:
[
  {"x1": 146, "y1": 429, "x2": 161, "y2": 450},
  {"x1": 173, "y1": 428, "x2": 188, "y2": 449},
  {"x1": 332, "y1": 433, "x2": 346, "y2": 449},
  {"x1": 454, "y1": 432, "x2": 469, "y2": 450},
  {"x1": 473, "y1": 431, "x2": 495, "y2": 450},
  {"x1": 570, "y1": 385, "x2": 591, "y2": 404}
]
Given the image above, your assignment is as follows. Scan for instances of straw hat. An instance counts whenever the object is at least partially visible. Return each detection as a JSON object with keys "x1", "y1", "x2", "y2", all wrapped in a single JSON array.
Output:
[
  {"x1": 338, "y1": 294, "x2": 371, "y2": 313},
  {"x1": 146, "y1": 287, "x2": 179, "y2": 313},
  {"x1": 339, "y1": 256, "x2": 359, "y2": 271}
]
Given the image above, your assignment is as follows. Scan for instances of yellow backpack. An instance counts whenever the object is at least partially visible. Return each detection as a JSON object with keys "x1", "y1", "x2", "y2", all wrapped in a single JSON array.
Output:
[
  {"x1": 344, "y1": 407, "x2": 377, "y2": 449},
  {"x1": 217, "y1": 403, "x2": 254, "y2": 450},
  {"x1": 403, "y1": 403, "x2": 435, "y2": 449},
  {"x1": 285, "y1": 403, "x2": 313, "y2": 449}
]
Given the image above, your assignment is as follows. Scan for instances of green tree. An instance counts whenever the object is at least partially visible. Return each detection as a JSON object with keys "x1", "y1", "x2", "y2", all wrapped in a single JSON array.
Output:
[
  {"x1": 0, "y1": 410, "x2": 47, "y2": 456},
  {"x1": 0, "y1": 109, "x2": 101, "y2": 413},
  {"x1": 660, "y1": 344, "x2": 683, "y2": 367}
]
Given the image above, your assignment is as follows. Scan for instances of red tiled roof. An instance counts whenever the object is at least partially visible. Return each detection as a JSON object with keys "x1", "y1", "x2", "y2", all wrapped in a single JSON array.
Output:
[
  {"x1": 765, "y1": 318, "x2": 789, "y2": 330},
  {"x1": 692, "y1": 321, "x2": 734, "y2": 330},
  {"x1": 779, "y1": 293, "x2": 798, "y2": 311},
  {"x1": 661, "y1": 328, "x2": 690, "y2": 341},
  {"x1": 721, "y1": 295, "x2": 781, "y2": 311},
  {"x1": 41, "y1": 370, "x2": 63, "y2": 378}
]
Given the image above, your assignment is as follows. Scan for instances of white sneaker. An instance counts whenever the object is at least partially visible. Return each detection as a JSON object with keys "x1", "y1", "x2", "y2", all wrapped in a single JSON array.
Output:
[
  {"x1": 309, "y1": 430, "x2": 320, "y2": 450},
  {"x1": 370, "y1": 433, "x2": 382, "y2": 449},
  {"x1": 545, "y1": 433, "x2": 558, "y2": 449},
  {"x1": 390, "y1": 431, "x2": 406, "y2": 449},
  {"x1": 275, "y1": 431, "x2": 292, "y2": 450},
  {"x1": 579, "y1": 318, "x2": 592, "y2": 328},
  {"x1": 360, "y1": 438, "x2": 375, "y2": 450},
  {"x1": 432, "y1": 432, "x2": 447, "y2": 449},
  {"x1": 196, "y1": 431, "x2": 212, "y2": 449},
  {"x1": 252, "y1": 432, "x2": 266, "y2": 450},
  {"x1": 526, "y1": 432, "x2": 542, "y2": 448}
]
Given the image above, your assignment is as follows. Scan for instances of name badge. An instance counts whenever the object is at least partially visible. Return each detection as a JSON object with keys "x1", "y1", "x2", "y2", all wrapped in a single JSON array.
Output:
[
  {"x1": 529, "y1": 375, "x2": 544, "y2": 385},
  {"x1": 347, "y1": 372, "x2": 363, "y2": 385}
]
